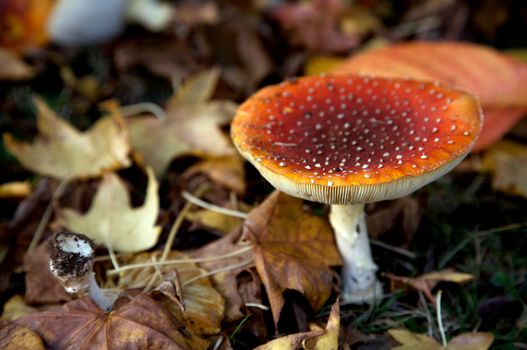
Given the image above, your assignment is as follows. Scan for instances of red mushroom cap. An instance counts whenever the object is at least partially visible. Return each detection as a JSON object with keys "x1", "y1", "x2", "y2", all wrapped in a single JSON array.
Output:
[{"x1": 231, "y1": 75, "x2": 483, "y2": 204}]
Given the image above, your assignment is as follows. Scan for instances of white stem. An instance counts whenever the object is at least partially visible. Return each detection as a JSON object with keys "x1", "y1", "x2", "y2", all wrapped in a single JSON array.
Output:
[
  {"x1": 329, "y1": 203, "x2": 383, "y2": 304},
  {"x1": 126, "y1": 0, "x2": 173, "y2": 32},
  {"x1": 88, "y1": 273, "x2": 113, "y2": 312}
]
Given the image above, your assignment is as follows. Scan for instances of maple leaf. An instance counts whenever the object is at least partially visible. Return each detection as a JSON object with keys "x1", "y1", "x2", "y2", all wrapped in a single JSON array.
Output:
[
  {"x1": 4, "y1": 97, "x2": 131, "y2": 179},
  {"x1": 242, "y1": 191, "x2": 342, "y2": 325},
  {"x1": 127, "y1": 68, "x2": 238, "y2": 175},
  {"x1": 384, "y1": 269, "x2": 474, "y2": 304},
  {"x1": 57, "y1": 168, "x2": 160, "y2": 253},
  {"x1": 16, "y1": 294, "x2": 208, "y2": 350},
  {"x1": 254, "y1": 299, "x2": 340, "y2": 350},
  {"x1": 117, "y1": 250, "x2": 225, "y2": 336},
  {"x1": 0, "y1": 321, "x2": 45, "y2": 350},
  {"x1": 389, "y1": 329, "x2": 493, "y2": 350},
  {"x1": 332, "y1": 41, "x2": 527, "y2": 150}
]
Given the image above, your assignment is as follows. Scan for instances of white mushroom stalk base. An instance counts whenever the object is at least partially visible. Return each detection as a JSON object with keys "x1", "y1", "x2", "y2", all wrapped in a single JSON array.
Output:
[{"x1": 329, "y1": 204, "x2": 383, "y2": 304}]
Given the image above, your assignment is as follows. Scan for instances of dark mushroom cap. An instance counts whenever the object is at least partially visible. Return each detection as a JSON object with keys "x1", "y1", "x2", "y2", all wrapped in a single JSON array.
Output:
[{"x1": 231, "y1": 75, "x2": 483, "y2": 204}]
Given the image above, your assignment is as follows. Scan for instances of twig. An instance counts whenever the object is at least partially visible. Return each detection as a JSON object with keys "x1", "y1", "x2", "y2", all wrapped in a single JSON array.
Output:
[
  {"x1": 370, "y1": 238, "x2": 417, "y2": 259},
  {"x1": 245, "y1": 303, "x2": 270, "y2": 311},
  {"x1": 160, "y1": 186, "x2": 208, "y2": 262},
  {"x1": 28, "y1": 178, "x2": 70, "y2": 252},
  {"x1": 120, "y1": 102, "x2": 166, "y2": 119},
  {"x1": 418, "y1": 290, "x2": 434, "y2": 337},
  {"x1": 181, "y1": 259, "x2": 253, "y2": 287},
  {"x1": 436, "y1": 290, "x2": 447, "y2": 347},
  {"x1": 181, "y1": 191, "x2": 249, "y2": 219},
  {"x1": 109, "y1": 244, "x2": 252, "y2": 275}
]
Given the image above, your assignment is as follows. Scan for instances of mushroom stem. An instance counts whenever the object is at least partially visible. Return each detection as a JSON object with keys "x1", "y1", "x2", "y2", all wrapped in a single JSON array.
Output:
[
  {"x1": 329, "y1": 203, "x2": 383, "y2": 304},
  {"x1": 87, "y1": 272, "x2": 113, "y2": 312}
]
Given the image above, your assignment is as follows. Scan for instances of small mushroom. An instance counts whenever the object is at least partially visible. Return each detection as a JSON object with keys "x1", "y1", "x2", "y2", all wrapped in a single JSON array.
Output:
[
  {"x1": 231, "y1": 75, "x2": 482, "y2": 303},
  {"x1": 48, "y1": 231, "x2": 113, "y2": 311}
]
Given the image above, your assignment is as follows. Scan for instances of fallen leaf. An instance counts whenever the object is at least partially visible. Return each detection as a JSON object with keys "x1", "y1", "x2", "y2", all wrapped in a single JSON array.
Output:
[
  {"x1": 0, "y1": 321, "x2": 45, "y2": 350},
  {"x1": 0, "y1": 181, "x2": 31, "y2": 198},
  {"x1": 117, "y1": 250, "x2": 225, "y2": 336},
  {"x1": 127, "y1": 68, "x2": 238, "y2": 175},
  {"x1": 254, "y1": 299, "x2": 340, "y2": 350},
  {"x1": 384, "y1": 269, "x2": 474, "y2": 304},
  {"x1": 23, "y1": 241, "x2": 72, "y2": 305},
  {"x1": 0, "y1": 0, "x2": 53, "y2": 52},
  {"x1": 305, "y1": 55, "x2": 346, "y2": 76},
  {"x1": 1, "y1": 295, "x2": 41, "y2": 321},
  {"x1": 17, "y1": 294, "x2": 208, "y2": 350},
  {"x1": 481, "y1": 140, "x2": 527, "y2": 198},
  {"x1": 270, "y1": 0, "x2": 359, "y2": 53},
  {"x1": 190, "y1": 227, "x2": 253, "y2": 322},
  {"x1": 332, "y1": 41, "x2": 527, "y2": 150},
  {"x1": 57, "y1": 168, "x2": 160, "y2": 253},
  {"x1": 183, "y1": 156, "x2": 246, "y2": 194},
  {"x1": 186, "y1": 209, "x2": 243, "y2": 235},
  {"x1": 242, "y1": 191, "x2": 341, "y2": 325},
  {"x1": 4, "y1": 97, "x2": 131, "y2": 179},
  {"x1": 389, "y1": 329, "x2": 493, "y2": 350},
  {"x1": 0, "y1": 48, "x2": 35, "y2": 80}
]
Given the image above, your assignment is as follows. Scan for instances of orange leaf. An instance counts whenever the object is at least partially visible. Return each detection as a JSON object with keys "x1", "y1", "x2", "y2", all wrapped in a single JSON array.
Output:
[
  {"x1": 332, "y1": 41, "x2": 527, "y2": 150},
  {"x1": 242, "y1": 191, "x2": 341, "y2": 325}
]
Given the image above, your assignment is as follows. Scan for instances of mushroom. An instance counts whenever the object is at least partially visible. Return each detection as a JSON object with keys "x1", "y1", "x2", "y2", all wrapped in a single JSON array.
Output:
[
  {"x1": 48, "y1": 231, "x2": 113, "y2": 311},
  {"x1": 47, "y1": 0, "x2": 172, "y2": 47},
  {"x1": 231, "y1": 75, "x2": 482, "y2": 303}
]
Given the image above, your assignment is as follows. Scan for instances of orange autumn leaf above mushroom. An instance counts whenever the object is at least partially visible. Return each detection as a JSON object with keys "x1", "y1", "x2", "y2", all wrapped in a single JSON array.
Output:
[
  {"x1": 331, "y1": 41, "x2": 527, "y2": 150},
  {"x1": 232, "y1": 75, "x2": 482, "y2": 204},
  {"x1": 0, "y1": 0, "x2": 54, "y2": 52}
]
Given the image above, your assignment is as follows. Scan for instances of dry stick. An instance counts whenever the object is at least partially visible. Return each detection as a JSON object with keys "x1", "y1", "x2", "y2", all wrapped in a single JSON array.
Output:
[
  {"x1": 436, "y1": 290, "x2": 448, "y2": 347},
  {"x1": 181, "y1": 259, "x2": 253, "y2": 287},
  {"x1": 120, "y1": 102, "x2": 166, "y2": 119},
  {"x1": 181, "y1": 191, "x2": 249, "y2": 219},
  {"x1": 418, "y1": 290, "x2": 434, "y2": 337},
  {"x1": 108, "y1": 245, "x2": 252, "y2": 275},
  {"x1": 28, "y1": 178, "x2": 70, "y2": 252},
  {"x1": 160, "y1": 185, "x2": 208, "y2": 263}
]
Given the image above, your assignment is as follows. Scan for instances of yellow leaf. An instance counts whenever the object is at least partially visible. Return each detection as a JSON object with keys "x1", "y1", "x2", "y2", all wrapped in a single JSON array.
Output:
[
  {"x1": 57, "y1": 168, "x2": 160, "y2": 252},
  {"x1": 186, "y1": 209, "x2": 243, "y2": 235},
  {"x1": 128, "y1": 69, "x2": 238, "y2": 175},
  {"x1": 0, "y1": 181, "x2": 31, "y2": 198},
  {"x1": 419, "y1": 270, "x2": 475, "y2": 284},
  {"x1": 4, "y1": 97, "x2": 131, "y2": 179},
  {"x1": 118, "y1": 251, "x2": 225, "y2": 336},
  {"x1": 255, "y1": 300, "x2": 340, "y2": 350},
  {"x1": 305, "y1": 55, "x2": 345, "y2": 76},
  {"x1": 389, "y1": 329, "x2": 494, "y2": 350}
]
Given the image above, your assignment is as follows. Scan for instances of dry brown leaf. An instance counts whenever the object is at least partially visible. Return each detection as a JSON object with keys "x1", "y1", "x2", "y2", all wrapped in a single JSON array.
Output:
[
  {"x1": 127, "y1": 68, "x2": 238, "y2": 175},
  {"x1": 183, "y1": 156, "x2": 246, "y2": 194},
  {"x1": 270, "y1": 0, "x2": 359, "y2": 53},
  {"x1": 389, "y1": 329, "x2": 493, "y2": 350},
  {"x1": 242, "y1": 191, "x2": 341, "y2": 325},
  {"x1": 4, "y1": 97, "x2": 131, "y2": 179},
  {"x1": 384, "y1": 269, "x2": 474, "y2": 304},
  {"x1": 0, "y1": 48, "x2": 35, "y2": 80},
  {"x1": 254, "y1": 299, "x2": 340, "y2": 350},
  {"x1": 0, "y1": 0, "x2": 53, "y2": 53},
  {"x1": 117, "y1": 250, "x2": 224, "y2": 336},
  {"x1": 23, "y1": 241, "x2": 72, "y2": 305},
  {"x1": 332, "y1": 41, "x2": 527, "y2": 150},
  {"x1": 190, "y1": 227, "x2": 253, "y2": 322},
  {"x1": 17, "y1": 294, "x2": 208, "y2": 350},
  {"x1": 0, "y1": 321, "x2": 45, "y2": 350},
  {"x1": 186, "y1": 209, "x2": 243, "y2": 235},
  {"x1": 481, "y1": 140, "x2": 527, "y2": 198},
  {"x1": 57, "y1": 168, "x2": 160, "y2": 253}
]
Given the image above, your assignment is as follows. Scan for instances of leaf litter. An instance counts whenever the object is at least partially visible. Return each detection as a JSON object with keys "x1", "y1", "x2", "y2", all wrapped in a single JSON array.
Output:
[{"x1": 1, "y1": 1, "x2": 527, "y2": 349}]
